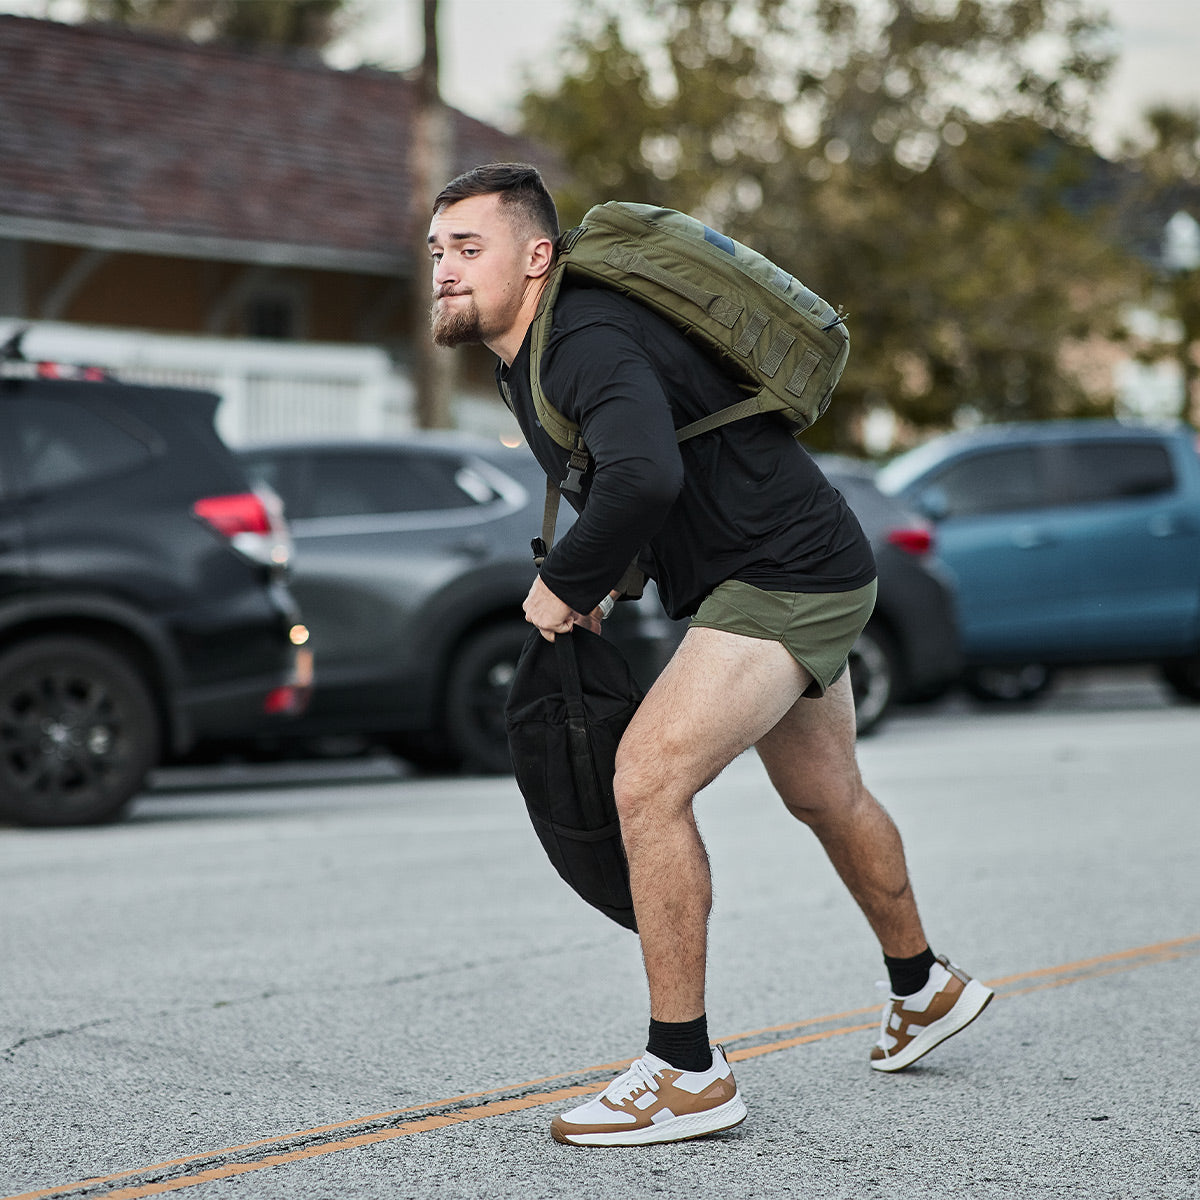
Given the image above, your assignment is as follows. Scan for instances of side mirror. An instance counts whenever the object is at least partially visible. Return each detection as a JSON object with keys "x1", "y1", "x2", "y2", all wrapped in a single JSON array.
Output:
[{"x1": 914, "y1": 485, "x2": 949, "y2": 522}]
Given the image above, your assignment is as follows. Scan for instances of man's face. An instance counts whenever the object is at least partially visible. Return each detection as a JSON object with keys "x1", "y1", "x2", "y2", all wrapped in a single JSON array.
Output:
[{"x1": 427, "y1": 193, "x2": 532, "y2": 350}]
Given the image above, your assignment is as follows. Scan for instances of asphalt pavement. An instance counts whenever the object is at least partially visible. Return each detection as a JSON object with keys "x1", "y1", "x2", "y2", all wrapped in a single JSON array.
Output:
[{"x1": 1, "y1": 674, "x2": 1197, "y2": 1200}]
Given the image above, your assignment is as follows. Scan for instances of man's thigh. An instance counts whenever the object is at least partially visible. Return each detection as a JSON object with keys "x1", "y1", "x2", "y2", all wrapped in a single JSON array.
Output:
[
  {"x1": 616, "y1": 625, "x2": 811, "y2": 804},
  {"x1": 754, "y1": 672, "x2": 862, "y2": 814}
]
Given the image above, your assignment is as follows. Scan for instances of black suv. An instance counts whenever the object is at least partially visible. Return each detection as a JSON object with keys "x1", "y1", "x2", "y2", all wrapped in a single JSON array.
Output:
[{"x1": 0, "y1": 357, "x2": 311, "y2": 826}]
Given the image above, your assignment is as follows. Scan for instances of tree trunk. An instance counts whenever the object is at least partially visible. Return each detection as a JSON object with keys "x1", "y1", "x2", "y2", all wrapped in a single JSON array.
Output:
[{"x1": 410, "y1": 0, "x2": 455, "y2": 429}]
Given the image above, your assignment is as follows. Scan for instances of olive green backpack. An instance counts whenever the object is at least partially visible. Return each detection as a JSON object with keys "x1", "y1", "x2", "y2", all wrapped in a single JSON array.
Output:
[{"x1": 507, "y1": 201, "x2": 850, "y2": 572}]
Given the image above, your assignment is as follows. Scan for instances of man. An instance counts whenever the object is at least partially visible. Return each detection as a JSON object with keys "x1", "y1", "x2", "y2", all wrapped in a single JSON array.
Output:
[{"x1": 428, "y1": 163, "x2": 992, "y2": 1147}]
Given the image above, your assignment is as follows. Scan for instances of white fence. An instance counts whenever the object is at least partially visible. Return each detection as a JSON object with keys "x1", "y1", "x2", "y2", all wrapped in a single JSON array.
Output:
[{"x1": 1, "y1": 320, "x2": 414, "y2": 446}]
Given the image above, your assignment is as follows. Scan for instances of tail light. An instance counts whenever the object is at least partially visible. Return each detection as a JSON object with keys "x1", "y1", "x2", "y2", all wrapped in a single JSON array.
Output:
[
  {"x1": 886, "y1": 526, "x2": 934, "y2": 557},
  {"x1": 192, "y1": 488, "x2": 292, "y2": 568},
  {"x1": 35, "y1": 361, "x2": 109, "y2": 381}
]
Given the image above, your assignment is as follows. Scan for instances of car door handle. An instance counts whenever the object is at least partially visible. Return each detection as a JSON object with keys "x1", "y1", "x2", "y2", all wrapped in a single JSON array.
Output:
[
  {"x1": 1147, "y1": 514, "x2": 1184, "y2": 538},
  {"x1": 453, "y1": 535, "x2": 491, "y2": 559}
]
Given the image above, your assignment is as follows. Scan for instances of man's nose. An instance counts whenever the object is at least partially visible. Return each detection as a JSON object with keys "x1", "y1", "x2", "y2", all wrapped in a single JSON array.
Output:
[{"x1": 432, "y1": 257, "x2": 457, "y2": 289}]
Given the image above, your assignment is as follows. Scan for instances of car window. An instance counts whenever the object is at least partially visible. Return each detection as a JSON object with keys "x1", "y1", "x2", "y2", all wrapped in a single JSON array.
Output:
[
  {"x1": 5, "y1": 397, "x2": 154, "y2": 496},
  {"x1": 927, "y1": 447, "x2": 1046, "y2": 517},
  {"x1": 306, "y1": 452, "x2": 494, "y2": 518},
  {"x1": 1058, "y1": 441, "x2": 1175, "y2": 504}
]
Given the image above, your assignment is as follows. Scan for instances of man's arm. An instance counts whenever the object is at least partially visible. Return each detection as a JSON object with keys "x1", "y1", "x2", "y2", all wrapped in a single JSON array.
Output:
[{"x1": 536, "y1": 322, "x2": 684, "y2": 615}]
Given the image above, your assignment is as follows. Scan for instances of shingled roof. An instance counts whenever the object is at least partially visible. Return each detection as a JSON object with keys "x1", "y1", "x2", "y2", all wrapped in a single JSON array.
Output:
[{"x1": 0, "y1": 15, "x2": 547, "y2": 275}]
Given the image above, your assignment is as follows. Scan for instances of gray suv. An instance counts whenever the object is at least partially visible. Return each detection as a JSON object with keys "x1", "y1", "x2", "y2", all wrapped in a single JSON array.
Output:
[{"x1": 238, "y1": 435, "x2": 678, "y2": 772}]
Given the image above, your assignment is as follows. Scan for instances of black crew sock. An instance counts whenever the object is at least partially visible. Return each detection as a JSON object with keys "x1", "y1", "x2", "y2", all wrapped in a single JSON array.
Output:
[
  {"x1": 647, "y1": 1014, "x2": 713, "y2": 1073},
  {"x1": 885, "y1": 947, "x2": 937, "y2": 996}
]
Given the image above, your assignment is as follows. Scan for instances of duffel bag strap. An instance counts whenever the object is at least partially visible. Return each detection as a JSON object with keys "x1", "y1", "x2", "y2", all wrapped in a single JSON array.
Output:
[{"x1": 555, "y1": 633, "x2": 606, "y2": 829}]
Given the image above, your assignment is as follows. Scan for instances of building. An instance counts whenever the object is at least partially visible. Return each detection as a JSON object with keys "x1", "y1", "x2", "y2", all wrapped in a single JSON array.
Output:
[{"x1": 0, "y1": 14, "x2": 550, "y2": 441}]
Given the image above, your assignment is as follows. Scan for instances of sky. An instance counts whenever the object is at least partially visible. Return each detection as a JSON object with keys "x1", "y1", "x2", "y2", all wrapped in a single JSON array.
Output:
[{"x1": 5, "y1": 0, "x2": 1199, "y2": 156}]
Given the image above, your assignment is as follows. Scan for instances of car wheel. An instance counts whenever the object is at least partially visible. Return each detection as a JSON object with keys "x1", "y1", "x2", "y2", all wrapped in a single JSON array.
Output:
[
  {"x1": 963, "y1": 664, "x2": 1055, "y2": 704},
  {"x1": 1160, "y1": 655, "x2": 1200, "y2": 702},
  {"x1": 0, "y1": 636, "x2": 160, "y2": 827},
  {"x1": 848, "y1": 623, "x2": 897, "y2": 737},
  {"x1": 442, "y1": 621, "x2": 529, "y2": 774}
]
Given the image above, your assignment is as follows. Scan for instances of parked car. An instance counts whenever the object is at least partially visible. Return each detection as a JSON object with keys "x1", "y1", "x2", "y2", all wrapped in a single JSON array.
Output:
[
  {"x1": 0, "y1": 359, "x2": 311, "y2": 826},
  {"x1": 876, "y1": 420, "x2": 1200, "y2": 702},
  {"x1": 236, "y1": 438, "x2": 957, "y2": 765},
  {"x1": 815, "y1": 456, "x2": 962, "y2": 732},
  {"x1": 236, "y1": 435, "x2": 680, "y2": 773}
]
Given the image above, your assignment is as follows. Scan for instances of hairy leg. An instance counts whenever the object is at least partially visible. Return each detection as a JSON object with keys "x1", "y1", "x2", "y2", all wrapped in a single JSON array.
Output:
[
  {"x1": 614, "y1": 626, "x2": 811, "y2": 1021},
  {"x1": 755, "y1": 673, "x2": 928, "y2": 958}
]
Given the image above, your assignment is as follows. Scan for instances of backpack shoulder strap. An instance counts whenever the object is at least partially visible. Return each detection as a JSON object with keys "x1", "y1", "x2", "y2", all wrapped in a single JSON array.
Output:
[
  {"x1": 672, "y1": 395, "x2": 767, "y2": 443},
  {"x1": 528, "y1": 262, "x2": 585, "y2": 453}
]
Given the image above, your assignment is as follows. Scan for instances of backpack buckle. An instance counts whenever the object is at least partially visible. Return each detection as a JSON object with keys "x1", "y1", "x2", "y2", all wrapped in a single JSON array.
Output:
[{"x1": 560, "y1": 445, "x2": 590, "y2": 494}]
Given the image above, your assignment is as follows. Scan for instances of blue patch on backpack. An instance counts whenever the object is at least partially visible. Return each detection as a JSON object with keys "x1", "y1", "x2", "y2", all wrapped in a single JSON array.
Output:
[{"x1": 703, "y1": 226, "x2": 736, "y2": 255}]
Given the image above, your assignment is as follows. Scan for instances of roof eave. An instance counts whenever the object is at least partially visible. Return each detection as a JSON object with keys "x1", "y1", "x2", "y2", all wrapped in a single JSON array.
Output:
[{"x1": 0, "y1": 213, "x2": 410, "y2": 277}]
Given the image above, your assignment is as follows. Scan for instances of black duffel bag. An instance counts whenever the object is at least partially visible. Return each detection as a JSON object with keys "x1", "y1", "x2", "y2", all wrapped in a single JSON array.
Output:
[{"x1": 504, "y1": 627, "x2": 641, "y2": 931}]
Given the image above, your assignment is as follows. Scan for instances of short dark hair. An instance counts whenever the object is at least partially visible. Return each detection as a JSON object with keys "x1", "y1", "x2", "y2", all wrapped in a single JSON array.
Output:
[{"x1": 433, "y1": 162, "x2": 560, "y2": 241}]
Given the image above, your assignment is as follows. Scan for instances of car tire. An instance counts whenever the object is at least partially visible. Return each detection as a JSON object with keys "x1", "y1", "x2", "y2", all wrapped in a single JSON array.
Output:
[
  {"x1": 1160, "y1": 656, "x2": 1200, "y2": 702},
  {"x1": 963, "y1": 664, "x2": 1055, "y2": 704},
  {"x1": 442, "y1": 621, "x2": 529, "y2": 774},
  {"x1": 0, "y1": 636, "x2": 160, "y2": 827},
  {"x1": 849, "y1": 623, "x2": 897, "y2": 737}
]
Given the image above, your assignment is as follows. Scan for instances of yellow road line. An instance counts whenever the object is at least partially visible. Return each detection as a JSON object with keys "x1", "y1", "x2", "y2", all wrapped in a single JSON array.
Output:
[{"x1": 6, "y1": 933, "x2": 1198, "y2": 1200}]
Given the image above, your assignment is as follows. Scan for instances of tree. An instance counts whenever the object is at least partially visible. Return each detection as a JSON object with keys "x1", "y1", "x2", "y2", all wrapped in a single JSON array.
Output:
[
  {"x1": 77, "y1": 0, "x2": 350, "y2": 48},
  {"x1": 521, "y1": 0, "x2": 1137, "y2": 451},
  {"x1": 1117, "y1": 105, "x2": 1200, "y2": 424}
]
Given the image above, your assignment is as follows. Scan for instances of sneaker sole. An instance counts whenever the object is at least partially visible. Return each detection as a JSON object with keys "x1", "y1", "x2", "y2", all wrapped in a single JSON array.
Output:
[
  {"x1": 870, "y1": 979, "x2": 994, "y2": 1073},
  {"x1": 551, "y1": 1092, "x2": 748, "y2": 1146}
]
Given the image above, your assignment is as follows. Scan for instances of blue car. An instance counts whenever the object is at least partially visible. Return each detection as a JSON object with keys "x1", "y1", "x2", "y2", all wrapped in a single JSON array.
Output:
[{"x1": 876, "y1": 421, "x2": 1200, "y2": 703}]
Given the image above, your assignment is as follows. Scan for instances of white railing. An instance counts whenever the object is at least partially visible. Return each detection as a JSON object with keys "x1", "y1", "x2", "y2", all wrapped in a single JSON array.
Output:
[{"x1": 1, "y1": 320, "x2": 414, "y2": 445}]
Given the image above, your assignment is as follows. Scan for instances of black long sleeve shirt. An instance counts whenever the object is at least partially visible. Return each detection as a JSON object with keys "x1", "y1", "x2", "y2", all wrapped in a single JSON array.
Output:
[{"x1": 497, "y1": 281, "x2": 876, "y2": 621}]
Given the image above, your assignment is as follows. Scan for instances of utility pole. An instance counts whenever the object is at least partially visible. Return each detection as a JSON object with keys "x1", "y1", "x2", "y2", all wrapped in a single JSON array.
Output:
[{"x1": 410, "y1": 0, "x2": 454, "y2": 428}]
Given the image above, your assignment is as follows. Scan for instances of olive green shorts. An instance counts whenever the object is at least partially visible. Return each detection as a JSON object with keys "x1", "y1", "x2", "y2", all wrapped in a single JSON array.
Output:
[{"x1": 689, "y1": 578, "x2": 878, "y2": 697}]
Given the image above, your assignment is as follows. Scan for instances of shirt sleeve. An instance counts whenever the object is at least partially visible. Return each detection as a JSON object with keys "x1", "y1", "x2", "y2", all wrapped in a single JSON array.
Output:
[{"x1": 537, "y1": 319, "x2": 684, "y2": 614}]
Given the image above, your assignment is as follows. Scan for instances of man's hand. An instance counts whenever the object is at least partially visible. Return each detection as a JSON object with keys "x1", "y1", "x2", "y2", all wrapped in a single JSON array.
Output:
[{"x1": 523, "y1": 576, "x2": 607, "y2": 641}]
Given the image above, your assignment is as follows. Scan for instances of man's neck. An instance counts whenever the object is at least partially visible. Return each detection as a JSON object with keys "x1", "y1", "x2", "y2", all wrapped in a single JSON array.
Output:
[{"x1": 488, "y1": 275, "x2": 550, "y2": 366}]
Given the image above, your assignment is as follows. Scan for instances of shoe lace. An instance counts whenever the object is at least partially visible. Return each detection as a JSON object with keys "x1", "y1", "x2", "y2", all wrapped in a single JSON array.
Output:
[{"x1": 605, "y1": 1057, "x2": 662, "y2": 1105}]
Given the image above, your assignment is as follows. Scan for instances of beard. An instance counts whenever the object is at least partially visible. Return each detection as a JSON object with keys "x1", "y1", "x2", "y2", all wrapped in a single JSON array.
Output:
[{"x1": 430, "y1": 293, "x2": 483, "y2": 348}]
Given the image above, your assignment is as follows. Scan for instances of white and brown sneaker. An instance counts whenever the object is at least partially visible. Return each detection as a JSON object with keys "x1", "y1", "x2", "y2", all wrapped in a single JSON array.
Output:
[
  {"x1": 870, "y1": 955, "x2": 993, "y2": 1073},
  {"x1": 551, "y1": 1046, "x2": 747, "y2": 1146}
]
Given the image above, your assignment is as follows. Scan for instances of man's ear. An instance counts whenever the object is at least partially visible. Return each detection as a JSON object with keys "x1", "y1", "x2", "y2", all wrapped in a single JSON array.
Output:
[{"x1": 527, "y1": 236, "x2": 556, "y2": 280}]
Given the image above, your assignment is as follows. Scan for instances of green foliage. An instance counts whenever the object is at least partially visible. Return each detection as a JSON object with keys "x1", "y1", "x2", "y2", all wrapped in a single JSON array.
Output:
[
  {"x1": 521, "y1": 0, "x2": 1139, "y2": 450},
  {"x1": 1117, "y1": 105, "x2": 1200, "y2": 422}
]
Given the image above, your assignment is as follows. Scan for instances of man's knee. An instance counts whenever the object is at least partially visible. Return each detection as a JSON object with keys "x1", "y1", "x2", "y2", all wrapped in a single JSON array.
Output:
[
  {"x1": 779, "y1": 768, "x2": 868, "y2": 827},
  {"x1": 613, "y1": 738, "x2": 703, "y2": 831}
]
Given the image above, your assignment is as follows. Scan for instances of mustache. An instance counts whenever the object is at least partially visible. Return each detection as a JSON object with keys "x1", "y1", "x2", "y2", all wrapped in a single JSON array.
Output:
[{"x1": 434, "y1": 285, "x2": 471, "y2": 300}]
